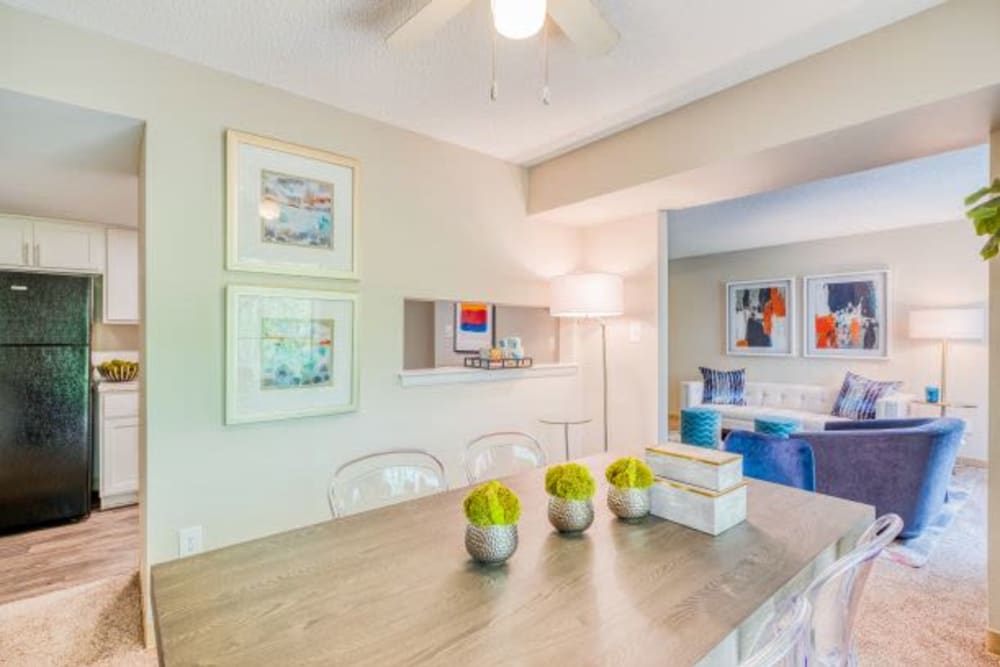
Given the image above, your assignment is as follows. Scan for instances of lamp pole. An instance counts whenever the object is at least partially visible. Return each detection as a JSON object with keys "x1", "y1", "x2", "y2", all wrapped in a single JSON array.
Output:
[{"x1": 600, "y1": 319, "x2": 609, "y2": 452}]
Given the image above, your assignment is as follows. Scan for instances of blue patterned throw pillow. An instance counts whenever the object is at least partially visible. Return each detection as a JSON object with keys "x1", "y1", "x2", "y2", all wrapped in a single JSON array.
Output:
[
  {"x1": 832, "y1": 372, "x2": 901, "y2": 420},
  {"x1": 699, "y1": 367, "x2": 747, "y2": 405}
]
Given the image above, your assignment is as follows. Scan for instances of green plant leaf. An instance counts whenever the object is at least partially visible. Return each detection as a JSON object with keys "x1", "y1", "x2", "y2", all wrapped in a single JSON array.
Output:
[
  {"x1": 965, "y1": 179, "x2": 1000, "y2": 206},
  {"x1": 982, "y1": 235, "x2": 1000, "y2": 261}
]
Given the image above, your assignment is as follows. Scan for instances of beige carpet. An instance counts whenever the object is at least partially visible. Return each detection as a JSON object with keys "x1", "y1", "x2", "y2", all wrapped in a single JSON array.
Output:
[
  {"x1": 857, "y1": 464, "x2": 998, "y2": 666},
  {"x1": 0, "y1": 573, "x2": 155, "y2": 667},
  {"x1": 0, "y1": 468, "x2": 994, "y2": 666}
]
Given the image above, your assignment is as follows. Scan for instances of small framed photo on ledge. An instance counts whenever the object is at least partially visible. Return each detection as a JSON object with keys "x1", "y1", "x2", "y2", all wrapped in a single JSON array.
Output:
[
  {"x1": 226, "y1": 129, "x2": 359, "y2": 280},
  {"x1": 226, "y1": 285, "x2": 359, "y2": 424},
  {"x1": 454, "y1": 302, "x2": 495, "y2": 353},
  {"x1": 725, "y1": 278, "x2": 795, "y2": 357}
]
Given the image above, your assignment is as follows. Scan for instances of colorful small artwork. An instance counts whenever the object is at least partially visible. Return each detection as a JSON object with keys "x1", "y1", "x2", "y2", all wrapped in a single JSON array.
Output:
[
  {"x1": 260, "y1": 169, "x2": 333, "y2": 249},
  {"x1": 806, "y1": 271, "x2": 889, "y2": 358},
  {"x1": 260, "y1": 318, "x2": 334, "y2": 389},
  {"x1": 726, "y1": 279, "x2": 794, "y2": 356},
  {"x1": 454, "y1": 302, "x2": 494, "y2": 353}
]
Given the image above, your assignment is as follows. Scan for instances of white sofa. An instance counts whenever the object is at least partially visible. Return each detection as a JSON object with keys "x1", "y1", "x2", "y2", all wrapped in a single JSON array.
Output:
[{"x1": 680, "y1": 380, "x2": 914, "y2": 432}]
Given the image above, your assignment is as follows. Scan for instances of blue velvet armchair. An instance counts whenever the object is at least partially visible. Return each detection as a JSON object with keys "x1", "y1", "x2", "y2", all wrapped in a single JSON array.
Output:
[{"x1": 732, "y1": 418, "x2": 964, "y2": 539}]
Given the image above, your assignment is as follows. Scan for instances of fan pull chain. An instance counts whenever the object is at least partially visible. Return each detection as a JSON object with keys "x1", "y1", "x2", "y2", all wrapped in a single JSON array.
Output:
[
  {"x1": 541, "y1": 20, "x2": 551, "y2": 106},
  {"x1": 490, "y1": 28, "x2": 499, "y2": 102}
]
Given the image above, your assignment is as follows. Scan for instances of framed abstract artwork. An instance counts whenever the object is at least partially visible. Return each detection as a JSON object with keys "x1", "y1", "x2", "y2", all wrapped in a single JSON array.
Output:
[
  {"x1": 226, "y1": 285, "x2": 359, "y2": 424},
  {"x1": 453, "y1": 302, "x2": 495, "y2": 353},
  {"x1": 725, "y1": 278, "x2": 795, "y2": 356},
  {"x1": 226, "y1": 129, "x2": 359, "y2": 279},
  {"x1": 804, "y1": 270, "x2": 890, "y2": 359}
]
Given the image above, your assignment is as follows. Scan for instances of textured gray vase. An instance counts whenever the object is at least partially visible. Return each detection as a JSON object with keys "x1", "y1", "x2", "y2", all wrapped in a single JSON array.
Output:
[
  {"x1": 465, "y1": 524, "x2": 518, "y2": 564},
  {"x1": 548, "y1": 497, "x2": 595, "y2": 533},
  {"x1": 607, "y1": 486, "x2": 650, "y2": 521}
]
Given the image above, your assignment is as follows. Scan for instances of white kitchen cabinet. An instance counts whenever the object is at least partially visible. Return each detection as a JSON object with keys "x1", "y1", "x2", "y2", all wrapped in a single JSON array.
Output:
[
  {"x1": 95, "y1": 383, "x2": 140, "y2": 509},
  {"x1": 104, "y1": 228, "x2": 139, "y2": 323},
  {"x1": 33, "y1": 220, "x2": 105, "y2": 272},
  {"x1": 0, "y1": 216, "x2": 34, "y2": 268},
  {"x1": 0, "y1": 214, "x2": 104, "y2": 273}
]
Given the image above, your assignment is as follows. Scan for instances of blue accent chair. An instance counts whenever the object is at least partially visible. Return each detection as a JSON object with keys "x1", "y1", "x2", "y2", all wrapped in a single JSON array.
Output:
[
  {"x1": 736, "y1": 418, "x2": 964, "y2": 539},
  {"x1": 723, "y1": 431, "x2": 816, "y2": 491}
]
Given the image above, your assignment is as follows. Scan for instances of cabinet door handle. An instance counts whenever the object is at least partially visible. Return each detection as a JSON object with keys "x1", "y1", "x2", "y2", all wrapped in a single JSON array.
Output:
[{"x1": 22, "y1": 242, "x2": 29, "y2": 265}]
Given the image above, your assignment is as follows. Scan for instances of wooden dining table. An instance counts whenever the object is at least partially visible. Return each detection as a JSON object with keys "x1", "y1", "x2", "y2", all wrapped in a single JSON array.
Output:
[{"x1": 151, "y1": 452, "x2": 874, "y2": 666}]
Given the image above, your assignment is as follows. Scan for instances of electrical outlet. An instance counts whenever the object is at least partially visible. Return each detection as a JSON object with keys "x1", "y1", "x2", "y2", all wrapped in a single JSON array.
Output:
[
  {"x1": 444, "y1": 323, "x2": 454, "y2": 338},
  {"x1": 178, "y1": 525, "x2": 203, "y2": 557}
]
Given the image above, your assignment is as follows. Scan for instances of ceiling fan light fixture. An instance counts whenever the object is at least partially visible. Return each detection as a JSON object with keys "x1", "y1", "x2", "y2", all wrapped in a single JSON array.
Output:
[{"x1": 492, "y1": 0, "x2": 547, "y2": 40}]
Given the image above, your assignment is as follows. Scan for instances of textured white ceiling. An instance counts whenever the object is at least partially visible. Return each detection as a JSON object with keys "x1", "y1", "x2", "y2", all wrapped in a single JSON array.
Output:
[
  {"x1": 668, "y1": 145, "x2": 989, "y2": 259},
  {"x1": 0, "y1": 89, "x2": 143, "y2": 227},
  {"x1": 3, "y1": 0, "x2": 941, "y2": 165}
]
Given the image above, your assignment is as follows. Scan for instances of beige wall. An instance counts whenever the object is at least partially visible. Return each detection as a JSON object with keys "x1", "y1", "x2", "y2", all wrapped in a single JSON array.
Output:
[
  {"x1": 0, "y1": 5, "x2": 590, "y2": 566},
  {"x1": 574, "y1": 214, "x2": 660, "y2": 451},
  {"x1": 669, "y1": 221, "x2": 989, "y2": 460},
  {"x1": 92, "y1": 322, "x2": 140, "y2": 352}
]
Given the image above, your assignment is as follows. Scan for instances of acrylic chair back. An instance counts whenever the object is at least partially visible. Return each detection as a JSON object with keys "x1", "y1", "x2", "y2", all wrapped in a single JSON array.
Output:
[
  {"x1": 804, "y1": 513, "x2": 904, "y2": 667},
  {"x1": 740, "y1": 595, "x2": 811, "y2": 667},
  {"x1": 463, "y1": 431, "x2": 547, "y2": 483},
  {"x1": 328, "y1": 449, "x2": 448, "y2": 518}
]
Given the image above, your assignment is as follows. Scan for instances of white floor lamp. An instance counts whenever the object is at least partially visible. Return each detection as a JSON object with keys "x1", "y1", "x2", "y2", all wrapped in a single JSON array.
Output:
[
  {"x1": 909, "y1": 307, "x2": 985, "y2": 405},
  {"x1": 550, "y1": 273, "x2": 625, "y2": 452}
]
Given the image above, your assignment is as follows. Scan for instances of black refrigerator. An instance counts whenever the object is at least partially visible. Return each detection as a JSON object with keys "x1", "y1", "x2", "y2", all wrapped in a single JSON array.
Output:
[{"x1": 0, "y1": 271, "x2": 92, "y2": 532}]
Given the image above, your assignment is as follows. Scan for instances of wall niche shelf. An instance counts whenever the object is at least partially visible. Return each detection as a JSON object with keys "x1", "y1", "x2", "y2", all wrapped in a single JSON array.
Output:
[{"x1": 398, "y1": 363, "x2": 578, "y2": 388}]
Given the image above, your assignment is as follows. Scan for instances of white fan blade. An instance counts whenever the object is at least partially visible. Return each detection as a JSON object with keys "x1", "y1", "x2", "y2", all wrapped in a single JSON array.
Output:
[
  {"x1": 387, "y1": 0, "x2": 476, "y2": 49},
  {"x1": 547, "y1": 0, "x2": 619, "y2": 56}
]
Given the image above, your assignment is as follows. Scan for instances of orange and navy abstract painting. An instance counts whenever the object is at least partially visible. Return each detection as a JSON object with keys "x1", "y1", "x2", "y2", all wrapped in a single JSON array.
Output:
[
  {"x1": 806, "y1": 272, "x2": 887, "y2": 358},
  {"x1": 727, "y1": 280, "x2": 792, "y2": 356}
]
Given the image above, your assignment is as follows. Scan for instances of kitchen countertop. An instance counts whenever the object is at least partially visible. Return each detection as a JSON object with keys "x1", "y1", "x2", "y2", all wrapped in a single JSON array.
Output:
[{"x1": 93, "y1": 380, "x2": 139, "y2": 393}]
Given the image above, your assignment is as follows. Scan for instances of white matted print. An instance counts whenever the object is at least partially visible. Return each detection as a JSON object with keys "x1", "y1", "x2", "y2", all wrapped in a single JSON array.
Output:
[
  {"x1": 226, "y1": 286, "x2": 359, "y2": 424},
  {"x1": 804, "y1": 270, "x2": 890, "y2": 359},
  {"x1": 227, "y1": 130, "x2": 359, "y2": 279},
  {"x1": 726, "y1": 278, "x2": 795, "y2": 356}
]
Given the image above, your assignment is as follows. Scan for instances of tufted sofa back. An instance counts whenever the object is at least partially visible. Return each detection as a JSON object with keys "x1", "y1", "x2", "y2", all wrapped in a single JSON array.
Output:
[
  {"x1": 682, "y1": 381, "x2": 837, "y2": 414},
  {"x1": 742, "y1": 382, "x2": 837, "y2": 414}
]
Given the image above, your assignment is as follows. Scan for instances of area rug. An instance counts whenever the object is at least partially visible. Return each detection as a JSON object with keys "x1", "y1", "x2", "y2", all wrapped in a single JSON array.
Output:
[
  {"x1": 0, "y1": 572, "x2": 156, "y2": 667},
  {"x1": 882, "y1": 482, "x2": 971, "y2": 568}
]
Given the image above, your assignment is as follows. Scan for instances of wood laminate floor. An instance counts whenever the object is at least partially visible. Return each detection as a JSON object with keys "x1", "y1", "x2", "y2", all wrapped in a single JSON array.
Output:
[{"x1": 0, "y1": 505, "x2": 139, "y2": 606}]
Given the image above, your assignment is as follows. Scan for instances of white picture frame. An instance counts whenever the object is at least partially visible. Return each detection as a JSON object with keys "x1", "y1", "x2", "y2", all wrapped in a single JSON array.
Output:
[
  {"x1": 226, "y1": 285, "x2": 359, "y2": 424},
  {"x1": 804, "y1": 270, "x2": 890, "y2": 360},
  {"x1": 226, "y1": 129, "x2": 360, "y2": 280},
  {"x1": 453, "y1": 302, "x2": 495, "y2": 353},
  {"x1": 725, "y1": 277, "x2": 796, "y2": 357}
]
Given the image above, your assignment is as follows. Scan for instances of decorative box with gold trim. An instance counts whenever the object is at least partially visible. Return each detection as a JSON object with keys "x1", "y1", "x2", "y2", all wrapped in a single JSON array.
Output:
[
  {"x1": 649, "y1": 478, "x2": 748, "y2": 536},
  {"x1": 645, "y1": 443, "x2": 743, "y2": 492}
]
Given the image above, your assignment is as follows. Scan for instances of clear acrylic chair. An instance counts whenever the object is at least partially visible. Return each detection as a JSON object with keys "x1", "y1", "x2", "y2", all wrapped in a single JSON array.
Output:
[
  {"x1": 741, "y1": 595, "x2": 811, "y2": 667},
  {"x1": 328, "y1": 449, "x2": 448, "y2": 518},
  {"x1": 804, "y1": 513, "x2": 904, "y2": 667},
  {"x1": 463, "y1": 431, "x2": 547, "y2": 484}
]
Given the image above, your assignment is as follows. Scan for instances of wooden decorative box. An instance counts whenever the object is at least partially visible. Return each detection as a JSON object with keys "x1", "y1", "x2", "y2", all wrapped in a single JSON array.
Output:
[
  {"x1": 644, "y1": 443, "x2": 743, "y2": 492},
  {"x1": 649, "y1": 478, "x2": 748, "y2": 536}
]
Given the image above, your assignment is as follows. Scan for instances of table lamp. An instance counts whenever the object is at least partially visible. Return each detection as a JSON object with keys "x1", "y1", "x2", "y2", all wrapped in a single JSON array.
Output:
[
  {"x1": 908, "y1": 307, "x2": 985, "y2": 403},
  {"x1": 550, "y1": 273, "x2": 625, "y2": 452}
]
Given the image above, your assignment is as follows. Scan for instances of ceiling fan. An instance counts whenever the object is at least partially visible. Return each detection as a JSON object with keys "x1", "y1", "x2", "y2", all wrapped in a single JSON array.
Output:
[{"x1": 387, "y1": 0, "x2": 619, "y2": 57}]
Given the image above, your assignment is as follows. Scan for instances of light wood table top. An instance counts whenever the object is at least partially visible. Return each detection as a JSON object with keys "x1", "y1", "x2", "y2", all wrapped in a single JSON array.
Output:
[{"x1": 151, "y1": 452, "x2": 873, "y2": 666}]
